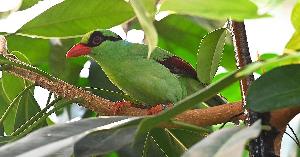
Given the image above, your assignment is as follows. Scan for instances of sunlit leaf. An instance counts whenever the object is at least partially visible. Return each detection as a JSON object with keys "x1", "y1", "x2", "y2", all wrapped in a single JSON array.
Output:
[
  {"x1": 197, "y1": 28, "x2": 227, "y2": 84},
  {"x1": 18, "y1": 0, "x2": 135, "y2": 37},
  {"x1": 130, "y1": 0, "x2": 158, "y2": 58},
  {"x1": 160, "y1": 0, "x2": 263, "y2": 21},
  {"x1": 0, "y1": 117, "x2": 141, "y2": 156},
  {"x1": 155, "y1": 15, "x2": 208, "y2": 67}
]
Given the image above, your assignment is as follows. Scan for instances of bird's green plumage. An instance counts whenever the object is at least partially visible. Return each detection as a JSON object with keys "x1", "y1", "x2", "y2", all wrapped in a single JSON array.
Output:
[
  {"x1": 89, "y1": 40, "x2": 186, "y2": 105},
  {"x1": 75, "y1": 30, "x2": 225, "y2": 108}
]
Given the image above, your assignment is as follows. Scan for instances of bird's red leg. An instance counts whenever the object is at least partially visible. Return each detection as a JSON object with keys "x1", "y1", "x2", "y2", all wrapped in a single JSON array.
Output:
[
  {"x1": 112, "y1": 100, "x2": 132, "y2": 115},
  {"x1": 147, "y1": 103, "x2": 172, "y2": 115}
]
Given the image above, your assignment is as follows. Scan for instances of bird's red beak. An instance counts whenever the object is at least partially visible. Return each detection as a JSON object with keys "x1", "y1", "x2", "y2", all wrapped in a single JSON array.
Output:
[{"x1": 66, "y1": 43, "x2": 92, "y2": 58}]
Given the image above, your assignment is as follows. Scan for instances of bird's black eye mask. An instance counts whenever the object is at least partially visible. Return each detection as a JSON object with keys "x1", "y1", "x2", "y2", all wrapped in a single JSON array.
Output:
[{"x1": 87, "y1": 31, "x2": 122, "y2": 47}]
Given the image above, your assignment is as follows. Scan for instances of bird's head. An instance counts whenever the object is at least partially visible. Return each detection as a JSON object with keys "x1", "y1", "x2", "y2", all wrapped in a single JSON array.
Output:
[{"x1": 66, "y1": 30, "x2": 121, "y2": 58}]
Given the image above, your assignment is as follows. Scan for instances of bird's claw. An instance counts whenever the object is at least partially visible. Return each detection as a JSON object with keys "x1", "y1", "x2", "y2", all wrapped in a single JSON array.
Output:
[
  {"x1": 112, "y1": 100, "x2": 132, "y2": 115},
  {"x1": 147, "y1": 103, "x2": 171, "y2": 115}
]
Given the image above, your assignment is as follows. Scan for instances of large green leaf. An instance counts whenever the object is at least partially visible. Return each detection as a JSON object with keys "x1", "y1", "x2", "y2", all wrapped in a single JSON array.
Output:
[
  {"x1": 6, "y1": 35, "x2": 50, "y2": 65},
  {"x1": 14, "y1": 90, "x2": 45, "y2": 133},
  {"x1": 160, "y1": 0, "x2": 262, "y2": 21},
  {"x1": 130, "y1": 0, "x2": 157, "y2": 58},
  {"x1": 182, "y1": 120, "x2": 261, "y2": 157},
  {"x1": 221, "y1": 44, "x2": 236, "y2": 71},
  {"x1": 1, "y1": 51, "x2": 45, "y2": 134},
  {"x1": 149, "y1": 128, "x2": 186, "y2": 157},
  {"x1": 0, "y1": 117, "x2": 141, "y2": 156},
  {"x1": 0, "y1": 81, "x2": 9, "y2": 130},
  {"x1": 197, "y1": 28, "x2": 227, "y2": 84},
  {"x1": 213, "y1": 73, "x2": 241, "y2": 102},
  {"x1": 74, "y1": 126, "x2": 137, "y2": 157},
  {"x1": 1, "y1": 51, "x2": 28, "y2": 101},
  {"x1": 155, "y1": 15, "x2": 208, "y2": 67},
  {"x1": 247, "y1": 64, "x2": 300, "y2": 112},
  {"x1": 135, "y1": 52, "x2": 300, "y2": 138},
  {"x1": 18, "y1": 0, "x2": 135, "y2": 37},
  {"x1": 1, "y1": 52, "x2": 29, "y2": 134}
]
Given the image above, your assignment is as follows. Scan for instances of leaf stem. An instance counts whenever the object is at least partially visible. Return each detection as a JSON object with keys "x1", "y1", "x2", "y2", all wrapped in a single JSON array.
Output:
[{"x1": 11, "y1": 97, "x2": 62, "y2": 136}]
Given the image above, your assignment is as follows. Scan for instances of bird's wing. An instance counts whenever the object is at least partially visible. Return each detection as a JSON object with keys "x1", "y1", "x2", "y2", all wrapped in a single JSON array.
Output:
[{"x1": 91, "y1": 41, "x2": 186, "y2": 106}]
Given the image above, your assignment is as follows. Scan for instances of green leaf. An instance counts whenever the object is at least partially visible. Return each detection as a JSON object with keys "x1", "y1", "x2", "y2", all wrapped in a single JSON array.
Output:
[
  {"x1": 1, "y1": 51, "x2": 31, "y2": 134},
  {"x1": 18, "y1": 0, "x2": 135, "y2": 37},
  {"x1": 14, "y1": 90, "x2": 45, "y2": 133},
  {"x1": 155, "y1": 15, "x2": 209, "y2": 67},
  {"x1": 130, "y1": 0, "x2": 158, "y2": 58},
  {"x1": 1, "y1": 51, "x2": 29, "y2": 101},
  {"x1": 160, "y1": 0, "x2": 262, "y2": 21},
  {"x1": 149, "y1": 128, "x2": 186, "y2": 157},
  {"x1": 167, "y1": 128, "x2": 206, "y2": 148},
  {"x1": 286, "y1": 31, "x2": 300, "y2": 51},
  {"x1": 221, "y1": 44, "x2": 236, "y2": 71},
  {"x1": 0, "y1": 117, "x2": 141, "y2": 156},
  {"x1": 19, "y1": 0, "x2": 40, "y2": 10},
  {"x1": 182, "y1": 120, "x2": 261, "y2": 157},
  {"x1": 74, "y1": 126, "x2": 137, "y2": 157},
  {"x1": 291, "y1": 1, "x2": 300, "y2": 30},
  {"x1": 0, "y1": 51, "x2": 45, "y2": 135},
  {"x1": 135, "y1": 52, "x2": 300, "y2": 138},
  {"x1": 247, "y1": 64, "x2": 300, "y2": 112},
  {"x1": 197, "y1": 28, "x2": 227, "y2": 84}
]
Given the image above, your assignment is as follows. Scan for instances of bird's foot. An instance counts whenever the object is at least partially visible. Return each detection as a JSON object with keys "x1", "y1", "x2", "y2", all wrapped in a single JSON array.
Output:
[
  {"x1": 112, "y1": 100, "x2": 132, "y2": 115},
  {"x1": 147, "y1": 103, "x2": 172, "y2": 115}
]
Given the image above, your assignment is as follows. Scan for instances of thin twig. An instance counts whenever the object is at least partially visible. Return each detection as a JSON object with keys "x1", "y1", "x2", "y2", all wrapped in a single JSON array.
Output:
[{"x1": 287, "y1": 124, "x2": 300, "y2": 148}]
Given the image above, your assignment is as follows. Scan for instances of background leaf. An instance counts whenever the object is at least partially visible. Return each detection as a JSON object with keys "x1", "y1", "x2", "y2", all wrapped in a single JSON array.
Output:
[
  {"x1": 18, "y1": 0, "x2": 135, "y2": 37},
  {"x1": 197, "y1": 28, "x2": 227, "y2": 84},
  {"x1": 213, "y1": 73, "x2": 241, "y2": 102},
  {"x1": 6, "y1": 35, "x2": 50, "y2": 66},
  {"x1": 130, "y1": 0, "x2": 158, "y2": 58},
  {"x1": 247, "y1": 64, "x2": 300, "y2": 112},
  {"x1": 286, "y1": 31, "x2": 300, "y2": 51},
  {"x1": 160, "y1": 0, "x2": 262, "y2": 21},
  {"x1": 0, "y1": 117, "x2": 140, "y2": 157},
  {"x1": 19, "y1": 0, "x2": 40, "y2": 10},
  {"x1": 291, "y1": 1, "x2": 300, "y2": 31},
  {"x1": 182, "y1": 120, "x2": 261, "y2": 157},
  {"x1": 155, "y1": 15, "x2": 208, "y2": 67},
  {"x1": 74, "y1": 126, "x2": 137, "y2": 157}
]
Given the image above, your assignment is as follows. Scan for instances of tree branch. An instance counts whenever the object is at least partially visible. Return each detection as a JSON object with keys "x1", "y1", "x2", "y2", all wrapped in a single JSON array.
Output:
[{"x1": 230, "y1": 21, "x2": 279, "y2": 157}]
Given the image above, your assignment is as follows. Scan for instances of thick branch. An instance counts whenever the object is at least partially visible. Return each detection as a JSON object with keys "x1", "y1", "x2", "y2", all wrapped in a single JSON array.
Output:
[{"x1": 230, "y1": 21, "x2": 276, "y2": 157}]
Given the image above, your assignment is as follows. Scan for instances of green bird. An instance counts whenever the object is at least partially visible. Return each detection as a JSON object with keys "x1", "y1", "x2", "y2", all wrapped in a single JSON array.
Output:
[{"x1": 66, "y1": 30, "x2": 226, "y2": 114}]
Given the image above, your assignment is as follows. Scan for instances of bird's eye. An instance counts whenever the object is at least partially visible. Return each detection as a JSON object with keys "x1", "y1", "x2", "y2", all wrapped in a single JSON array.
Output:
[
  {"x1": 92, "y1": 36, "x2": 102, "y2": 45},
  {"x1": 87, "y1": 31, "x2": 104, "y2": 47}
]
